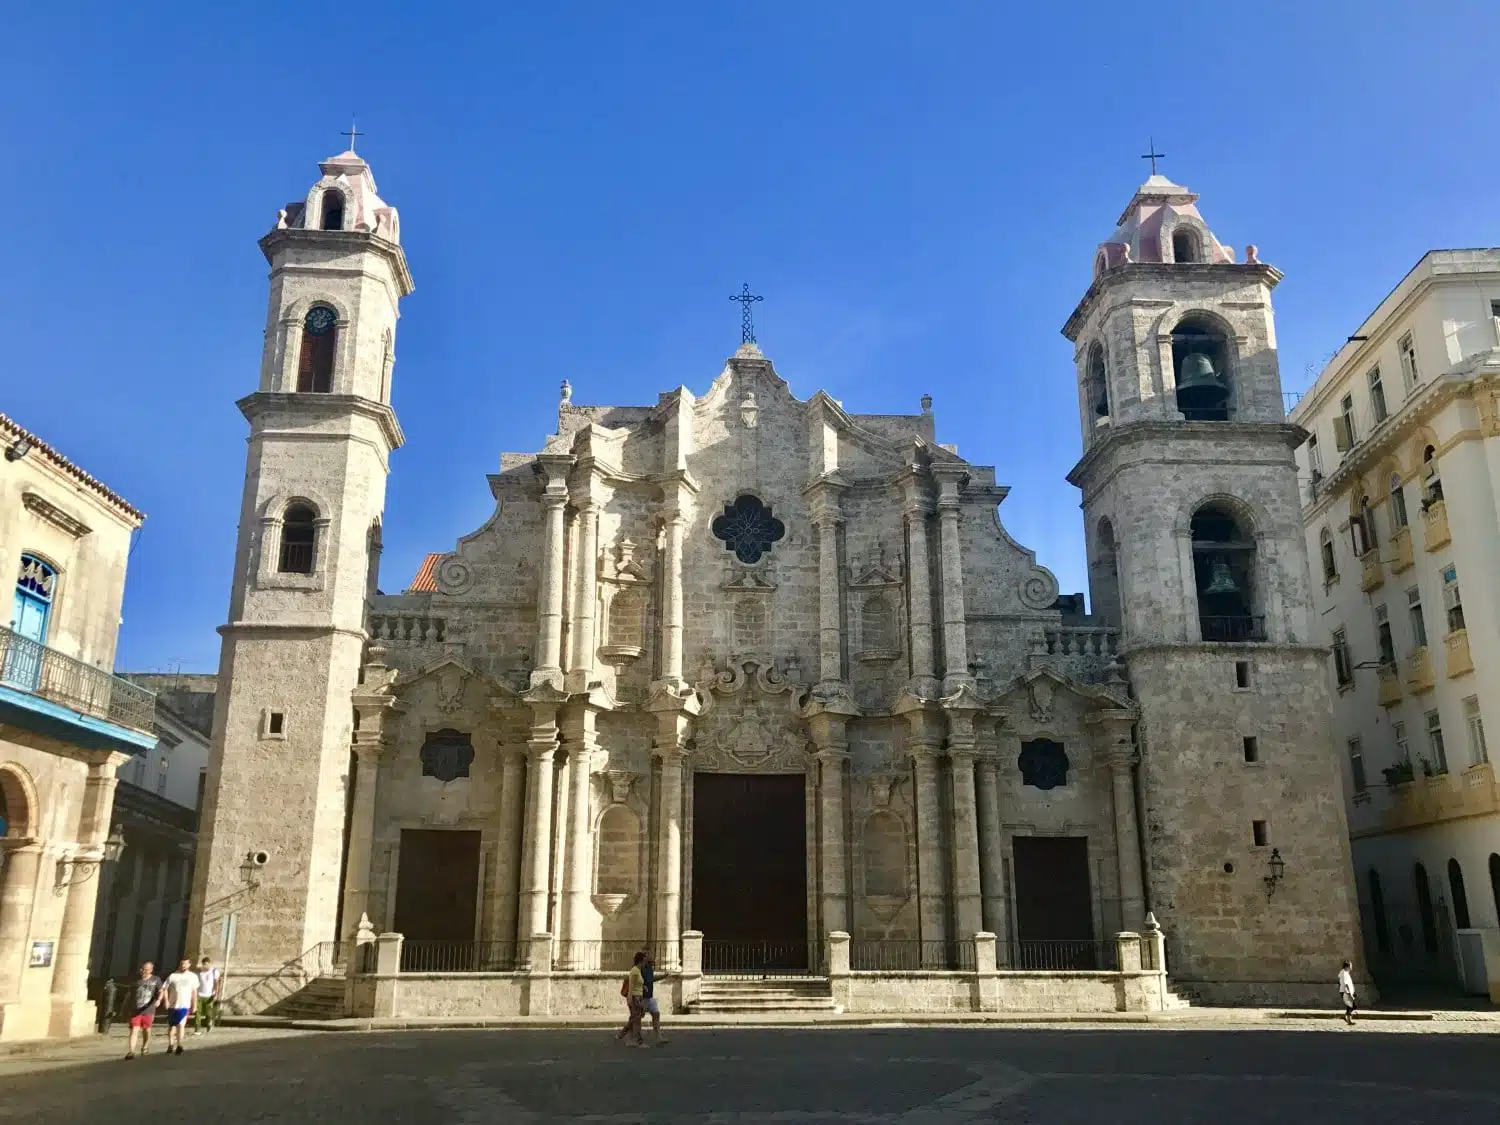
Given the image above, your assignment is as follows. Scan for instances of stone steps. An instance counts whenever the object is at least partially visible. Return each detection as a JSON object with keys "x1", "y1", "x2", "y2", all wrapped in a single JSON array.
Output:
[
  {"x1": 266, "y1": 977, "x2": 346, "y2": 1020},
  {"x1": 690, "y1": 978, "x2": 838, "y2": 1015}
]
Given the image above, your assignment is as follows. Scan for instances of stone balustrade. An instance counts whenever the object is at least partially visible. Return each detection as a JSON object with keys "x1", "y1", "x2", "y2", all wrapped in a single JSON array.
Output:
[{"x1": 368, "y1": 613, "x2": 448, "y2": 644}]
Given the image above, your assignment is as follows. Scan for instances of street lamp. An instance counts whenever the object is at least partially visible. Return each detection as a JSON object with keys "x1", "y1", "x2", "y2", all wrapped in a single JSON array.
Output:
[
  {"x1": 1263, "y1": 848, "x2": 1286, "y2": 900},
  {"x1": 54, "y1": 828, "x2": 127, "y2": 891}
]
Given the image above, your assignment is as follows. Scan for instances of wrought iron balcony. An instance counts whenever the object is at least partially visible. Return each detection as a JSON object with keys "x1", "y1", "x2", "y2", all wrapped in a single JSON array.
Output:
[
  {"x1": 1199, "y1": 615, "x2": 1267, "y2": 643},
  {"x1": 0, "y1": 624, "x2": 156, "y2": 734}
]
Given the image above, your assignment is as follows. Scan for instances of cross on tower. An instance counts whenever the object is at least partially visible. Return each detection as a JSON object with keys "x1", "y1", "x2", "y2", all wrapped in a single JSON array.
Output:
[
  {"x1": 729, "y1": 282, "x2": 763, "y2": 344},
  {"x1": 1140, "y1": 137, "x2": 1165, "y2": 176},
  {"x1": 342, "y1": 119, "x2": 363, "y2": 153}
]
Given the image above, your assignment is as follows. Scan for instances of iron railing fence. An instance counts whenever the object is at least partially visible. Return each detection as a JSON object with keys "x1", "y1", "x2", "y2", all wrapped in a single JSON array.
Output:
[
  {"x1": 0, "y1": 624, "x2": 156, "y2": 733},
  {"x1": 554, "y1": 940, "x2": 671, "y2": 972},
  {"x1": 1002, "y1": 938, "x2": 1119, "y2": 972},
  {"x1": 399, "y1": 940, "x2": 519, "y2": 973},
  {"x1": 848, "y1": 940, "x2": 977, "y2": 972},
  {"x1": 702, "y1": 939, "x2": 823, "y2": 979},
  {"x1": 1199, "y1": 614, "x2": 1267, "y2": 643}
]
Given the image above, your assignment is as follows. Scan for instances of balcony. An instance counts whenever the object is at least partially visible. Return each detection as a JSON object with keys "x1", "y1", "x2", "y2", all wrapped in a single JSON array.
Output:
[
  {"x1": 1376, "y1": 663, "x2": 1403, "y2": 707},
  {"x1": 1390, "y1": 525, "x2": 1414, "y2": 573},
  {"x1": 1422, "y1": 499, "x2": 1451, "y2": 550},
  {"x1": 1382, "y1": 762, "x2": 1499, "y2": 833},
  {"x1": 0, "y1": 625, "x2": 156, "y2": 747},
  {"x1": 1444, "y1": 628, "x2": 1474, "y2": 678},
  {"x1": 1199, "y1": 615, "x2": 1267, "y2": 643},
  {"x1": 1360, "y1": 551, "x2": 1384, "y2": 592},
  {"x1": 1404, "y1": 646, "x2": 1436, "y2": 694}
]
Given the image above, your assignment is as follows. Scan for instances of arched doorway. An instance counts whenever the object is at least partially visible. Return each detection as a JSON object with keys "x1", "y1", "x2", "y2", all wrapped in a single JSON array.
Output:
[{"x1": 1414, "y1": 862, "x2": 1439, "y2": 953}]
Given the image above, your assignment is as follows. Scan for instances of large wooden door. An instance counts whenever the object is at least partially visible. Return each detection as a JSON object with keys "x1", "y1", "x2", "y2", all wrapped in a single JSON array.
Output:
[
  {"x1": 692, "y1": 773, "x2": 807, "y2": 973},
  {"x1": 393, "y1": 829, "x2": 481, "y2": 943},
  {"x1": 1012, "y1": 835, "x2": 1097, "y2": 968}
]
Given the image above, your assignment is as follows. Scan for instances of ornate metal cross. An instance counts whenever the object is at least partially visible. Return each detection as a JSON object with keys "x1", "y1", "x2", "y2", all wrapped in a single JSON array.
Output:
[
  {"x1": 1140, "y1": 138, "x2": 1165, "y2": 176},
  {"x1": 342, "y1": 119, "x2": 363, "y2": 153},
  {"x1": 729, "y1": 282, "x2": 763, "y2": 344}
]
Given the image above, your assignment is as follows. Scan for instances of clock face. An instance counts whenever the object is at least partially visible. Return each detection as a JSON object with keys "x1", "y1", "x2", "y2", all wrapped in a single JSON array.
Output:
[{"x1": 305, "y1": 307, "x2": 337, "y2": 335}]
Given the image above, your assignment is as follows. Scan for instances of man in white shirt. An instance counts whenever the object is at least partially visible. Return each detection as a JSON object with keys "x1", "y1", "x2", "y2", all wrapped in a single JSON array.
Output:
[
  {"x1": 194, "y1": 956, "x2": 221, "y2": 1034},
  {"x1": 163, "y1": 959, "x2": 200, "y2": 1055},
  {"x1": 1337, "y1": 960, "x2": 1357, "y2": 1025}
]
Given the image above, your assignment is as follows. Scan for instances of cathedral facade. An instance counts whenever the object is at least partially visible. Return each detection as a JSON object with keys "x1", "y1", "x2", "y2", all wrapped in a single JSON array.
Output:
[{"x1": 188, "y1": 151, "x2": 1362, "y2": 1006}]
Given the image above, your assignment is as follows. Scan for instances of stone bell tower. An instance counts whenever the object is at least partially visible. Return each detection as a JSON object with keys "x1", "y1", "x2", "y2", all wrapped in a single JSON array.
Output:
[
  {"x1": 188, "y1": 147, "x2": 413, "y2": 979},
  {"x1": 1064, "y1": 174, "x2": 1362, "y2": 1004}
]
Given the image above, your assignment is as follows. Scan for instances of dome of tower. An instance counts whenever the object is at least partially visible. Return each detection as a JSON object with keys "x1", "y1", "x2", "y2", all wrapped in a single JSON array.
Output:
[
  {"x1": 274, "y1": 149, "x2": 401, "y2": 244},
  {"x1": 1091, "y1": 174, "x2": 1233, "y2": 274}
]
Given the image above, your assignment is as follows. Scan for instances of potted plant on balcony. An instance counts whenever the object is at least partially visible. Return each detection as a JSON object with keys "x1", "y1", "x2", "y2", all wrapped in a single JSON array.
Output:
[{"x1": 1382, "y1": 760, "x2": 1415, "y2": 787}]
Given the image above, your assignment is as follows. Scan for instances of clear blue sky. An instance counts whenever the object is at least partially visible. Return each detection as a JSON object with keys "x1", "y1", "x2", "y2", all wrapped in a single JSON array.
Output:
[{"x1": 4, "y1": 3, "x2": 1498, "y2": 674}]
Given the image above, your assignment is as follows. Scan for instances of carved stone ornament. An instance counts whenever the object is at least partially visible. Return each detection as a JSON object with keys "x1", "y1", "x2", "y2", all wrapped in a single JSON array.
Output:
[
  {"x1": 435, "y1": 664, "x2": 469, "y2": 713},
  {"x1": 605, "y1": 770, "x2": 638, "y2": 804},
  {"x1": 1018, "y1": 565, "x2": 1061, "y2": 611},
  {"x1": 1028, "y1": 676, "x2": 1056, "y2": 724},
  {"x1": 692, "y1": 655, "x2": 810, "y2": 773},
  {"x1": 435, "y1": 553, "x2": 476, "y2": 596}
]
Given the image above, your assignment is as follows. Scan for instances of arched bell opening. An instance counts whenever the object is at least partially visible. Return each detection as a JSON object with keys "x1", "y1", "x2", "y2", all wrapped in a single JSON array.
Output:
[
  {"x1": 1172, "y1": 314, "x2": 1232, "y2": 422},
  {"x1": 1091, "y1": 516, "x2": 1122, "y2": 626},
  {"x1": 1085, "y1": 341, "x2": 1109, "y2": 424},
  {"x1": 1190, "y1": 502, "x2": 1262, "y2": 641}
]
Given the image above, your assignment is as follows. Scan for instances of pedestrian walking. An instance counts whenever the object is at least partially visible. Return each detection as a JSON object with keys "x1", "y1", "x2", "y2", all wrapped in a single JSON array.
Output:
[
  {"x1": 124, "y1": 962, "x2": 164, "y2": 1060},
  {"x1": 614, "y1": 951, "x2": 646, "y2": 1046},
  {"x1": 193, "y1": 956, "x2": 221, "y2": 1034},
  {"x1": 163, "y1": 958, "x2": 200, "y2": 1055},
  {"x1": 641, "y1": 951, "x2": 667, "y2": 1046},
  {"x1": 1338, "y1": 960, "x2": 1357, "y2": 1025}
]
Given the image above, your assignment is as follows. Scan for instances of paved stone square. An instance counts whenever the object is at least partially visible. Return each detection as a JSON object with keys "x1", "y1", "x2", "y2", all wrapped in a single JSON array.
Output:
[{"x1": 4, "y1": 1023, "x2": 1500, "y2": 1123}]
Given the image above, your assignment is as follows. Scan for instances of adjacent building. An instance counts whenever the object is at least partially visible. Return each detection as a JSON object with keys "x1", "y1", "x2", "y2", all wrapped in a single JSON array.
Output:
[
  {"x1": 1290, "y1": 250, "x2": 1500, "y2": 1000},
  {"x1": 189, "y1": 151, "x2": 1359, "y2": 1010},
  {"x1": 0, "y1": 413, "x2": 154, "y2": 1041}
]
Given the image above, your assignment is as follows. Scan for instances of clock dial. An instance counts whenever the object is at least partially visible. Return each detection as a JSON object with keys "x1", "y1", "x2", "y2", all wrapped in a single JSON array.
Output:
[{"x1": 305, "y1": 307, "x2": 337, "y2": 335}]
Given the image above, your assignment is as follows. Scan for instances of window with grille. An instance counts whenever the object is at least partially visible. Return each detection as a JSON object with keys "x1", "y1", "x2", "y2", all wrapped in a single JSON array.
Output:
[
  {"x1": 1399, "y1": 333, "x2": 1419, "y2": 391},
  {"x1": 1368, "y1": 367, "x2": 1388, "y2": 423},
  {"x1": 1332, "y1": 629, "x2": 1353, "y2": 686},
  {"x1": 1426, "y1": 710, "x2": 1448, "y2": 774},
  {"x1": 1464, "y1": 696, "x2": 1489, "y2": 766},
  {"x1": 1442, "y1": 566, "x2": 1465, "y2": 632},
  {"x1": 1407, "y1": 586, "x2": 1428, "y2": 649},
  {"x1": 279, "y1": 504, "x2": 317, "y2": 574}
]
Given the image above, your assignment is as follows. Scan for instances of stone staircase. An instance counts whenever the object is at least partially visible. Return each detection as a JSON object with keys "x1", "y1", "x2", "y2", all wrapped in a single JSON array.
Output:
[
  {"x1": 1162, "y1": 982, "x2": 1197, "y2": 1010},
  {"x1": 689, "y1": 978, "x2": 839, "y2": 1015},
  {"x1": 264, "y1": 977, "x2": 347, "y2": 1020}
]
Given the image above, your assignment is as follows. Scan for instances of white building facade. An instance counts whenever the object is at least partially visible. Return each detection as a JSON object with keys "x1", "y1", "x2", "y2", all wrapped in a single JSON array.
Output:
[{"x1": 1290, "y1": 250, "x2": 1500, "y2": 1001}]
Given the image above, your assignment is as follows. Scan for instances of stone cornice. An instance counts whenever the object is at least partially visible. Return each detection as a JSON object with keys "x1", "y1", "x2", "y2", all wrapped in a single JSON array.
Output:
[
  {"x1": 1062, "y1": 262, "x2": 1282, "y2": 342},
  {"x1": 238, "y1": 392, "x2": 405, "y2": 452},
  {"x1": 1066, "y1": 420, "x2": 1305, "y2": 492},
  {"x1": 259, "y1": 227, "x2": 414, "y2": 297}
]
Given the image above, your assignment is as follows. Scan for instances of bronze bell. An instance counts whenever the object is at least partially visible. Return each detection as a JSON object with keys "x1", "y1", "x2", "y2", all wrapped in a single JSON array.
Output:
[
  {"x1": 1203, "y1": 557, "x2": 1240, "y2": 596},
  {"x1": 1176, "y1": 351, "x2": 1228, "y2": 413}
]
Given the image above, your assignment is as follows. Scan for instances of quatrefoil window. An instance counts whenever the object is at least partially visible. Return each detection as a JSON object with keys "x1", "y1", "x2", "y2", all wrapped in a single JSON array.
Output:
[{"x1": 711, "y1": 495, "x2": 786, "y2": 565}]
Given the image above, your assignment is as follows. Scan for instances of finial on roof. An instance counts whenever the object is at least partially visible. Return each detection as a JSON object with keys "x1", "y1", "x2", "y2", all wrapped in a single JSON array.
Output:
[
  {"x1": 559, "y1": 379, "x2": 572, "y2": 405},
  {"x1": 1245, "y1": 244, "x2": 1259, "y2": 263},
  {"x1": 730, "y1": 282, "x2": 763, "y2": 345},
  {"x1": 920, "y1": 393, "x2": 933, "y2": 414},
  {"x1": 1140, "y1": 137, "x2": 1165, "y2": 177}
]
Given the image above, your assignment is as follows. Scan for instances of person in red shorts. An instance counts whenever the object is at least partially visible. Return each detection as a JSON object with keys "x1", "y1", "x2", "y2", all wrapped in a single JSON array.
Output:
[{"x1": 125, "y1": 961, "x2": 164, "y2": 1059}]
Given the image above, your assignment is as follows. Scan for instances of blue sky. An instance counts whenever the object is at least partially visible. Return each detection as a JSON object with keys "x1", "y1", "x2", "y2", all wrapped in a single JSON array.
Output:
[{"x1": 4, "y1": 2, "x2": 1498, "y2": 674}]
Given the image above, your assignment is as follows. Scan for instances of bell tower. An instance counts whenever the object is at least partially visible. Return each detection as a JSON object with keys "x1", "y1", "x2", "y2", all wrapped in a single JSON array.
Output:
[
  {"x1": 1065, "y1": 174, "x2": 1363, "y2": 1004},
  {"x1": 188, "y1": 147, "x2": 413, "y2": 979}
]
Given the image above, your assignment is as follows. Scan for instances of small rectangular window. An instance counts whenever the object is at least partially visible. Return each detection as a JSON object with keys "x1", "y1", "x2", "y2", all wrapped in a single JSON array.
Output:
[
  {"x1": 261, "y1": 709, "x2": 287, "y2": 739},
  {"x1": 1336, "y1": 394, "x2": 1357, "y2": 450},
  {"x1": 1394, "y1": 721, "x2": 1409, "y2": 765},
  {"x1": 1234, "y1": 660, "x2": 1251, "y2": 690},
  {"x1": 1374, "y1": 605, "x2": 1395, "y2": 666},
  {"x1": 1425, "y1": 709, "x2": 1448, "y2": 774},
  {"x1": 1243, "y1": 736, "x2": 1259, "y2": 763},
  {"x1": 1398, "y1": 333, "x2": 1419, "y2": 391},
  {"x1": 1347, "y1": 738, "x2": 1367, "y2": 794},
  {"x1": 1368, "y1": 367, "x2": 1388, "y2": 423},
  {"x1": 1464, "y1": 696, "x2": 1488, "y2": 766},
  {"x1": 1332, "y1": 629, "x2": 1353, "y2": 686},
  {"x1": 1252, "y1": 820, "x2": 1269, "y2": 847},
  {"x1": 1406, "y1": 587, "x2": 1428, "y2": 649},
  {"x1": 1442, "y1": 566, "x2": 1465, "y2": 632},
  {"x1": 1307, "y1": 433, "x2": 1323, "y2": 475}
]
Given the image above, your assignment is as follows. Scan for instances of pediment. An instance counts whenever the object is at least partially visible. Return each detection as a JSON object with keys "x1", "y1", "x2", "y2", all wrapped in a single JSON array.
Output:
[{"x1": 998, "y1": 666, "x2": 1135, "y2": 725}]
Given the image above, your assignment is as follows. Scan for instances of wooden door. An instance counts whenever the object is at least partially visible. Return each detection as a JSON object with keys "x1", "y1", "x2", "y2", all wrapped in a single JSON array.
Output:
[
  {"x1": 393, "y1": 829, "x2": 481, "y2": 943},
  {"x1": 1012, "y1": 835, "x2": 1097, "y2": 969}
]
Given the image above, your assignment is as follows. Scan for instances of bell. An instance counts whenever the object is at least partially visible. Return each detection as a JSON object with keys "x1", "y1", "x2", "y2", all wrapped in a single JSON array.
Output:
[
  {"x1": 1203, "y1": 557, "x2": 1240, "y2": 597},
  {"x1": 1175, "y1": 351, "x2": 1228, "y2": 414},
  {"x1": 1094, "y1": 393, "x2": 1109, "y2": 417}
]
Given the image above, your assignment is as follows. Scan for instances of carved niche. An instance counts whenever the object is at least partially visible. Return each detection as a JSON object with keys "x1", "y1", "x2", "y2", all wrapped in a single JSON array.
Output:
[{"x1": 691, "y1": 655, "x2": 809, "y2": 773}]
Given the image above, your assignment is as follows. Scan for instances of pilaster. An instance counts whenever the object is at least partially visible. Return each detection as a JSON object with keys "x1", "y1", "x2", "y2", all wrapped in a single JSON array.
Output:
[
  {"x1": 932, "y1": 465, "x2": 971, "y2": 694},
  {"x1": 532, "y1": 454, "x2": 575, "y2": 688},
  {"x1": 1090, "y1": 708, "x2": 1145, "y2": 931},
  {"x1": 898, "y1": 469, "x2": 939, "y2": 698}
]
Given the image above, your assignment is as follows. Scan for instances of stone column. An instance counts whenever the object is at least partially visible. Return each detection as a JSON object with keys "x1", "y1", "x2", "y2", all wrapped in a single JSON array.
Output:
[
  {"x1": 569, "y1": 499, "x2": 601, "y2": 684},
  {"x1": 534, "y1": 456, "x2": 573, "y2": 682},
  {"x1": 902, "y1": 487, "x2": 937, "y2": 695},
  {"x1": 909, "y1": 741, "x2": 948, "y2": 959},
  {"x1": 653, "y1": 745, "x2": 685, "y2": 969},
  {"x1": 516, "y1": 714, "x2": 559, "y2": 958},
  {"x1": 660, "y1": 513, "x2": 687, "y2": 685},
  {"x1": 339, "y1": 740, "x2": 384, "y2": 941},
  {"x1": 557, "y1": 712, "x2": 598, "y2": 962},
  {"x1": 0, "y1": 843, "x2": 43, "y2": 1007},
  {"x1": 48, "y1": 755, "x2": 125, "y2": 1036},
  {"x1": 948, "y1": 751, "x2": 983, "y2": 943},
  {"x1": 975, "y1": 749, "x2": 1008, "y2": 949},
  {"x1": 1096, "y1": 712, "x2": 1145, "y2": 931},
  {"x1": 810, "y1": 489, "x2": 846, "y2": 686},
  {"x1": 492, "y1": 748, "x2": 527, "y2": 963},
  {"x1": 816, "y1": 748, "x2": 849, "y2": 935},
  {"x1": 933, "y1": 468, "x2": 969, "y2": 693}
]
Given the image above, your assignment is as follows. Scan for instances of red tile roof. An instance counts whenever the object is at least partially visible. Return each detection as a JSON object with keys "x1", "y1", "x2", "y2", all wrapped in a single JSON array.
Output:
[
  {"x1": 406, "y1": 552, "x2": 443, "y2": 592},
  {"x1": 1, "y1": 412, "x2": 145, "y2": 521}
]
